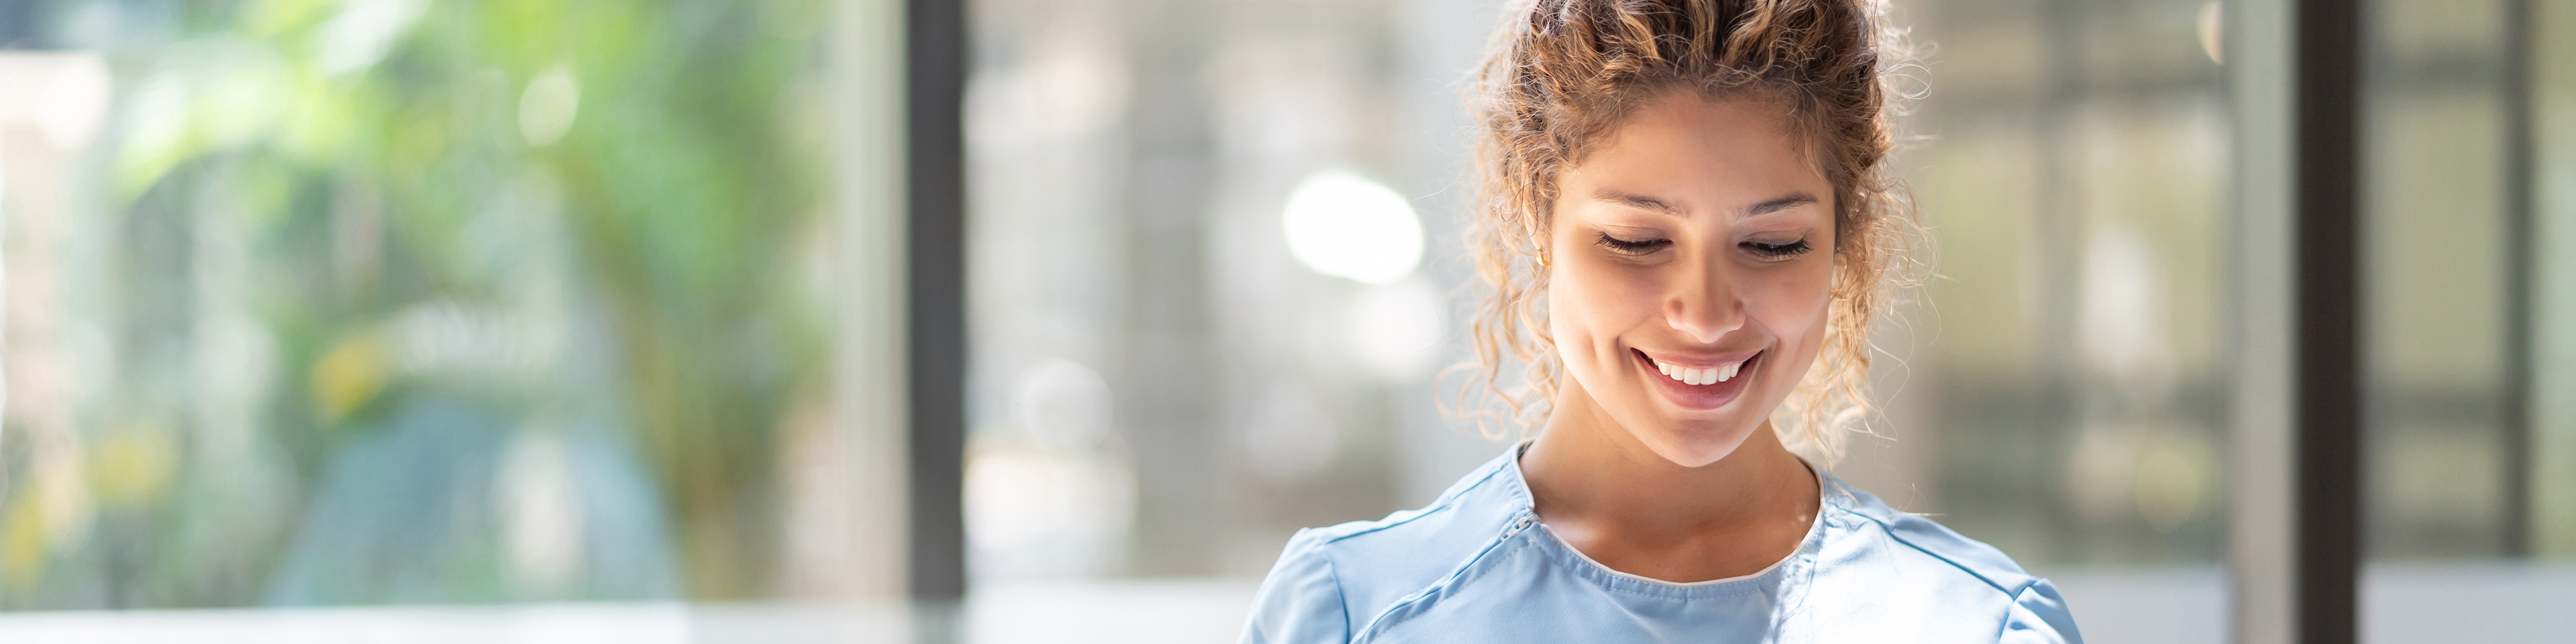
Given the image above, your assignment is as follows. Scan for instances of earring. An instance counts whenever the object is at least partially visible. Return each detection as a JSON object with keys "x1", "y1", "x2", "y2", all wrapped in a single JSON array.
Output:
[{"x1": 1536, "y1": 249, "x2": 1550, "y2": 267}]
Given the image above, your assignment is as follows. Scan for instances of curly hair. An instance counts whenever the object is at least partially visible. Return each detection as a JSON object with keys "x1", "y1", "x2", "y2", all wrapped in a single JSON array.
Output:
[{"x1": 1452, "y1": 0, "x2": 1918, "y2": 462}]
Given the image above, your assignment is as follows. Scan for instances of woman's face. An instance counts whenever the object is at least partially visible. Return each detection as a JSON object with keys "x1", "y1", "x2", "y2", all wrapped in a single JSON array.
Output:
[{"x1": 1544, "y1": 93, "x2": 1838, "y2": 468}]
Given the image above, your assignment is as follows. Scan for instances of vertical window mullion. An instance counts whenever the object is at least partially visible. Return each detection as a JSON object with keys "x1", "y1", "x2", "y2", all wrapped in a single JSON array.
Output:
[
  {"x1": 2291, "y1": 0, "x2": 2365, "y2": 641},
  {"x1": 907, "y1": 0, "x2": 972, "y2": 605}
]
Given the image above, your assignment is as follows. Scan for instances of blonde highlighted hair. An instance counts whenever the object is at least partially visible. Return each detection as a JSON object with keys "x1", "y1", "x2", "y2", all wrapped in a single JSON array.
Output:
[{"x1": 1452, "y1": 0, "x2": 1919, "y2": 462}]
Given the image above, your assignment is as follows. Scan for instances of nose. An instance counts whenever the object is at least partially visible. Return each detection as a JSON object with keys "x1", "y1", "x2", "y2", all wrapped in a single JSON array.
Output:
[{"x1": 1665, "y1": 258, "x2": 1746, "y2": 344}]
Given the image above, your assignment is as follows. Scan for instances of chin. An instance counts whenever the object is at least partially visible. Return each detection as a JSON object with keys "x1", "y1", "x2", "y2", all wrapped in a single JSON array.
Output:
[{"x1": 1633, "y1": 415, "x2": 1762, "y2": 468}]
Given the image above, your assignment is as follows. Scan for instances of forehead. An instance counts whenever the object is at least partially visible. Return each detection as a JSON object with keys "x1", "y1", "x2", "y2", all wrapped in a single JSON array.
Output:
[{"x1": 1558, "y1": 94, "x2": 1832, "y2": 212}]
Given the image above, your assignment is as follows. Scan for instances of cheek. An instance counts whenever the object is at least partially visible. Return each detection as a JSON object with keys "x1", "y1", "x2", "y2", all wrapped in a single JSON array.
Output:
[
  {"x1": 1746, "y1": 260, "x2": 1836, "y2": 345},
  {"x1": 1550, "y1": 264, "x2": 1662, "y2": 341}
]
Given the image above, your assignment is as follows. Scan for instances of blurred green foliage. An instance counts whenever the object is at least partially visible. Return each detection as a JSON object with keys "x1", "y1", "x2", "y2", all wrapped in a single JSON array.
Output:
[{"x1": 3, "y1": 0, "x2": 833, "y2": 606}]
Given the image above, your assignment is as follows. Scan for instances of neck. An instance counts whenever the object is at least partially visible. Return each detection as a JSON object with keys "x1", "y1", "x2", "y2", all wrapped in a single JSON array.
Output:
[{"x1": 1520, "y1": 378, "x2": 1817, "y2": 545}]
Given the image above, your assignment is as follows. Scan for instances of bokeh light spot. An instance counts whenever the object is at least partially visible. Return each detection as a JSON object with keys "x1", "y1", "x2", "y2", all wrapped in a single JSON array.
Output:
[
  {"x1": 1280, "y1": 170, "x2": 1421, "y2": 284},
  {"x1": 520, "y1": 67, "x2": 580, "y2": 147}
]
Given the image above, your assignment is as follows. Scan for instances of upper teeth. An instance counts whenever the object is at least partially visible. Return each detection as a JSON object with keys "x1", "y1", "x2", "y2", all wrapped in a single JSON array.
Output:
[{"x1": 1654, "y1": 358, "x2": 1743, "y2": 386}]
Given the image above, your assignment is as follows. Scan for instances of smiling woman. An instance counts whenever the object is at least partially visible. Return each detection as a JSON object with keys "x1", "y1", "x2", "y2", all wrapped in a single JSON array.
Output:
[
  {"x1": 1237, "y1": 0, "x2": 2078, "y2": 642},
  {"x1": 1535, "y1": 95, "x2": 1841, "y2": 466}
]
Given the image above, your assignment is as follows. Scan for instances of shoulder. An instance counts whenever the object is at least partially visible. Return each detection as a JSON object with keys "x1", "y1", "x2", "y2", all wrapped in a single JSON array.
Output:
[
  {"x1": 1816, "y1": 476, "x2": 2084, "y2": 643},
  {"x1": 1827, "y1": 480, "x2": 2037, "y2": 592},
  {"x1": 1239, "y1": 451, "x2": 1529, "y2": 644},
  {"x1": 1239, "y1": 527, "x2": 1350, "y2": 644}
]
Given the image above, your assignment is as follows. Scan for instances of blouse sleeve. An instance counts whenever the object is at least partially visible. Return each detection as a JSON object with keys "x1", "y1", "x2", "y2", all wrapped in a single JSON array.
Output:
[
  {"x1": 1998, "y1": 578, "x2": 2085, "y2": 644},
  {"x1": 1238, "y1": 528, "x2": 1351, "y2": 644}
]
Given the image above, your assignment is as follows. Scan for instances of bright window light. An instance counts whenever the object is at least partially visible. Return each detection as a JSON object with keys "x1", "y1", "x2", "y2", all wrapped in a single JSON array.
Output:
[{"x1": 1280, "y1": 170, "x2": 1422, "y2": 284}]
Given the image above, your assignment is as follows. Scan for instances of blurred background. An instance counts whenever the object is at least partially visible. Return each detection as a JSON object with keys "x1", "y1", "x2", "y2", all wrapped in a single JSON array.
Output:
[{"x1": 0, "y1": 0, "x2": 2568, "y2": 643}]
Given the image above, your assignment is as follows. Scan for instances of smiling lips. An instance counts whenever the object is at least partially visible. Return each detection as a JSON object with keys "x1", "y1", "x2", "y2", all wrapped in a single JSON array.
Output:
[
  {"x1": 1633, "y1": 349, "x2": 1759, "y2": 410},
  {"x1": 1648, "y1": 356, "x2": 1749, "y2": 386}
]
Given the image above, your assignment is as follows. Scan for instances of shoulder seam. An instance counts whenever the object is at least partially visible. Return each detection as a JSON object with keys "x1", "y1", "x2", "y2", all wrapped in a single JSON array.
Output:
[
  {"x1": 1322, "y1": 543, "x2": 1352, "y2": 641},
  {"x1": 1833, "y1": 504, "x2": 2021, "y2": 595},
  {"x1": 1989, "y1": 580, "x2": 2049, "y2": 643},
  {"x1": 1312, "y1": 462, "x2": 1510, "y2": 545},
  {"x1": 1350, "y1": 520, "x2": 1535, "y2": 643}
]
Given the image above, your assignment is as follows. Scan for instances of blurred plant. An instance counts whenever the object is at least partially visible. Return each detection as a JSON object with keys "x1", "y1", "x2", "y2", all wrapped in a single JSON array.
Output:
[{"x1": 3, "y1": 0, "x2": 832, "y2": 606}]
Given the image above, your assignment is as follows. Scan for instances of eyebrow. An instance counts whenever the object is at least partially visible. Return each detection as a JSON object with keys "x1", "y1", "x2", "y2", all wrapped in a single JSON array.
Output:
[
  {"x1": 1591, "y1": 191, "x2": 1821, "y2": 218},
  {"x1": 1745, "y1": 193, "x2": 1819, "y2": 217}
]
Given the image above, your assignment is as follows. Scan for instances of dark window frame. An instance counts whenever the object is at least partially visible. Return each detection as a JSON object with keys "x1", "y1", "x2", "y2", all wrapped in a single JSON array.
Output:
[
  {"x1": 907, "y1": 0, "x2": 971, "y2": 604},
  {"x1": 2290, "y1": 0, "x2": 2363, "y2": 641}
]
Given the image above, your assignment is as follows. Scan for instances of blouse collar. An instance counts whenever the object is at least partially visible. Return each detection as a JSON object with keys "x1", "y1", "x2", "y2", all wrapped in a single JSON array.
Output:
[{"x1": 1487, "y1": 439, "x2": 1840, "y2": 600}]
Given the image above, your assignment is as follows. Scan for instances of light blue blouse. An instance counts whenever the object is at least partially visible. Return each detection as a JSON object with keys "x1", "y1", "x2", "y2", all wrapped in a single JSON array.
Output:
[{"x1": 1239, "y1": 445, "x2": 2083, "y2": 643}]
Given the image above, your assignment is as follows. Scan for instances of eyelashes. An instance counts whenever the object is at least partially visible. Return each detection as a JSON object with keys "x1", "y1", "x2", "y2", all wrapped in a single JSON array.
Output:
[
  {"x1": 1744, "y1": 239, "x2": 1813, "y2": 258},
  {"x1": 1592, "y1": 232, "x2": 1814, "y2": 260},
  {"x1": 1596, "y1": 232, "x2": 1671, "y2": 254}
]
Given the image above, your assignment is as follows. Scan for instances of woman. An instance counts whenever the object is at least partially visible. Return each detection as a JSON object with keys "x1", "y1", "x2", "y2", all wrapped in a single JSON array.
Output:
[{"x1": 1240, "y1": 0, "x2": 2081, "y2": 641}]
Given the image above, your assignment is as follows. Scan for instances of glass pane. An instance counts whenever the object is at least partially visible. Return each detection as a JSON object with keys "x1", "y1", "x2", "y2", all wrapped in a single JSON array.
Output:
[
  {"x1": 1888, "y1": 0, "x2": 2232, "y2": 641},
  {"x1": 2361, "y1": 0, "x2": 2576, "y2": 639},
  {"x1": 2534, "y1": 0, "x2": 2576, "y2": 564},
  {"x1": 2364, "y1": 0, "x2": 2516, "y2": 561},
  {"x1": 965, "y1": 0, "x2": 1495, "y2": 583}
]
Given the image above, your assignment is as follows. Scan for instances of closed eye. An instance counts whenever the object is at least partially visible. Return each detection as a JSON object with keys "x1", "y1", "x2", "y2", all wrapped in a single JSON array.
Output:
[
  {"x1": 1597, "y1": 232, "x2": 1671, "y2": 255},
  {"x1": 1743, "y1": 239, "x2": 1813, "y2": 259}
]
